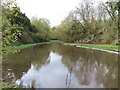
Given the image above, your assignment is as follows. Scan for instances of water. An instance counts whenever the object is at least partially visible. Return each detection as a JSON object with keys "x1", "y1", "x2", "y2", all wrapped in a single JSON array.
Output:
[{"x1": 2, "y1": 44, "x2": 118, "y2": 88}]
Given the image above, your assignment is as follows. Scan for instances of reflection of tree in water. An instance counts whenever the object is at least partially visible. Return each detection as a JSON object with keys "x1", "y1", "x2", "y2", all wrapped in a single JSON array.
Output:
[
  {"x1": 30, "y1": 44, "x2": 51, "y2": 70},
  {"x1": 2, "y1": 44, "x2": 51, "y2": 84},
  {"x1": 73, "y1": 58, "x2": 118, "y2": 88},
  {"x1": 44, "y1": 44, "x2": 118, "y2": 88},
  {"x1": 2, "y1": 47, "x2": 34, "y2": 83},
  {"x1": 58, "y1": 46, "x2": 118, "y2": 88}
]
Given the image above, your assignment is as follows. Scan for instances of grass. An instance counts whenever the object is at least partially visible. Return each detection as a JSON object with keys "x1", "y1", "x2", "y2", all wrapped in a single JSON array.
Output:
[
  {"x1": 63, "y1": 43, "x2": 119, "y2": 52},
  {"x1": 7, "y1": 40, "x2": 119, "y2": 53},
  {"x1": 11, "y1": 41, "x2": 53, "y2": 50},
  {"x1": 3, "y1": 41, "x2": 60, "y2": 56},
  {"x1": 0, "y1": 82, "x2": 18, "y2": 89},
  {"x1": 11, "y1": 40, "x2": 62, "y2": 50},
  {"x1": 79, "y1": 44, "x2": 118, "y2": 52}
]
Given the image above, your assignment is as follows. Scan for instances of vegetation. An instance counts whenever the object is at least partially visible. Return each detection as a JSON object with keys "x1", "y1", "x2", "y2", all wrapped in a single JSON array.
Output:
[
  {"x1": 2, "y1": 0, "x2": 23, "y2": 55},
  {"x1": 10, "y1": 41, "x2": 52, "y2": 50},
  {"x1": 31, "y1": 17, "x2": 51, "y2": 42},
  {"x1": 63, "y1": 43, "x2": 119, "y2": 52},
  {"x1": 1, "y1": 0, "x2": 119, "y2": 56},
  {"x1": 1, "y1": 0, "x2": 119, "y2": 89},
  {"x1": 0, "y1": 82, "x2": 18, "y2": 89},
  {"x1": 1, "y1": 0, "x2": 51, "y2": 56},
  {"x1": 52, "y1": 0, "x2": 119, "y2": 45}
]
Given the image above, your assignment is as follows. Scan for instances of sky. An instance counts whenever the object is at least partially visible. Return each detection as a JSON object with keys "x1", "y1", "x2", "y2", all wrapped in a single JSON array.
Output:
[{"x1": 16, "y1": 0, "x2": 108, "y2": 27}]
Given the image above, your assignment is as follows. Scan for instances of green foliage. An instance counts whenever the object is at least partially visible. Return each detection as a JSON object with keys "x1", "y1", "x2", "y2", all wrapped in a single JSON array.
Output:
[
  {"x1": 2, "y1": 0, "x2": 23, "y2": 56},
  {"x1": 1, "y1": 0, "x2": 38, "y2": 56},
  {"x1": 31, "y1": 17, "x2": 51, "y2": 42},
  {"x1": 1, "y1": 0, "x2": 52, "y2": 56},
  {"x1": 0, "y1": 82, "x2": 18, "y2": 89},
  {"x1": 54, "y1": 1, "x2": 118, "y2": 45}
]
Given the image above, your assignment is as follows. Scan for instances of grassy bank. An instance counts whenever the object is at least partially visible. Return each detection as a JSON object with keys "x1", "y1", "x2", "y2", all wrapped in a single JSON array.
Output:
[
  {"x1": 63, "y1": 43, "x2": 119, "y2": 52},
  {"x1": 10, "y1": 42, "x2": 53, "y2": 50},
  {"x1": 3, "y1": 41, "x2": 61, "y2": 56},
  {"x1": 11, "y1": 40, "x2": 61, "y2": 50},
  {"x1": 7, "y1": 41, "x2": 119, "y2": 53}
]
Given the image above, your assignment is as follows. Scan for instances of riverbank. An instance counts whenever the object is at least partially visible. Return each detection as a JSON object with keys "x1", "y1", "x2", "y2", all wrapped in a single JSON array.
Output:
[
  {"x1": 8, "y1": 41, "x2": 119, "y2": 54},
  {"x1": 13, "y1": 42, "x2": 52, "y2": 50},
  {"x1": 63, "y1": 43, "x2": 119, "y2": 54},
  {"x1": 9, "y1": 40, "x2": 60, "y2": 51}
]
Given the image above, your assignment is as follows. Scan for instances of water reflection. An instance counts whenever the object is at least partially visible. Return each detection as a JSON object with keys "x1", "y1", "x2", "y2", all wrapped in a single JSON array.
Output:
[
  {"x1": 2, "y1": 44, "x2": 118, "y2": 88},
  {"x1": 16, "y1": 52, "x2": 82, "y2": 88}
]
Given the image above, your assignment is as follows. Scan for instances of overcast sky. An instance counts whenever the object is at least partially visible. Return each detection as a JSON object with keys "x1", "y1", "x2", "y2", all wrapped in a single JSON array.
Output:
[{"x1": 16, "y1": 0, "x2": 107, "y2": 27}]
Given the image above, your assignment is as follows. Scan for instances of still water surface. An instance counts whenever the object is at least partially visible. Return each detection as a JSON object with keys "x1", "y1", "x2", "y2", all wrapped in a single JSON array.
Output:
[{"x1": 2, "y1": 44, "x2": 118, "y2": 88}]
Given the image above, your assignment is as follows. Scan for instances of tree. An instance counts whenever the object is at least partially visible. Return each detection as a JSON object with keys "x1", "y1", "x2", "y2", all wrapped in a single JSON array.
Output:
[
  {"x1": 55, "y1": 0, "x2": 119, "y2": 44},
  {"x1": 2, "y1": 0, "x2": 23, "y2": 56},
  {"x1": 31, "y1": 17, "x2": 51, "y2": 42},
  {"x1": 116, "y1": 0, "x2": 120, "y2": 45},
  {"x1": 101, "y1": 1, "x2": 118, "y2": 44}
]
